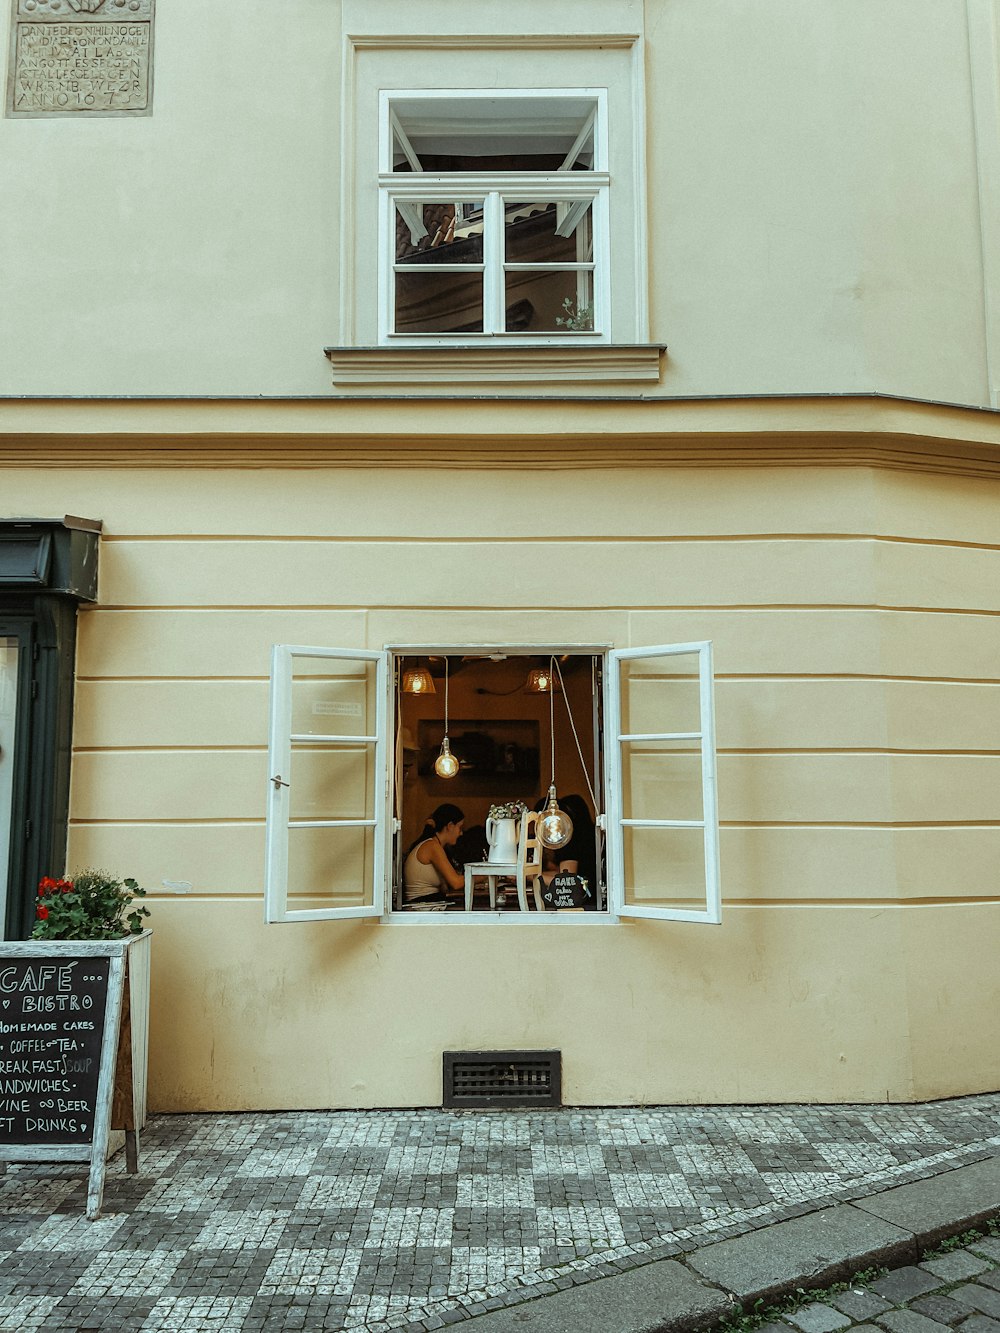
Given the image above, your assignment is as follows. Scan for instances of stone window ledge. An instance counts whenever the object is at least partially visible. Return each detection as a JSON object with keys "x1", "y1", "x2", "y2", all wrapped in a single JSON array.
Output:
[{"x1": 325, "y1": 345, "x2": 665, "y2": 387}]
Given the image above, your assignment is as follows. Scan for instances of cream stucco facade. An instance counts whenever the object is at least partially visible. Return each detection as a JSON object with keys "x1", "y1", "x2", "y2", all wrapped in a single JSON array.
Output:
[{"x1": 1, "y1": 0, "x2": 999, "y2": 1110}]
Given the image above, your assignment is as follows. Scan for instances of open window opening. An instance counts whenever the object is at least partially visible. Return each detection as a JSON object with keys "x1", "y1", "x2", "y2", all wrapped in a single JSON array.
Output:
[
  {"x1": 393, "y1": 652, "x2": 606, "y2": 913},
  {"x1": 265, "y1": 640, "x2": 720, "y2": 926}
]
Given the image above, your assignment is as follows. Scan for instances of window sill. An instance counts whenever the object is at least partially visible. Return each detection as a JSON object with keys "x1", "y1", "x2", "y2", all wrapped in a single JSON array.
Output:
[{"x1": 324, "y1": 344, "x2": 665, "y2": 387}]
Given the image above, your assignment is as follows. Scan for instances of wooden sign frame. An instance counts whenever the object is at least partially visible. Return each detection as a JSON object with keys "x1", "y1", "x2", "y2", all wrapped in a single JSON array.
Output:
[{"x1": 0, "y1": 936, "x2": 144, "y2": 1219}]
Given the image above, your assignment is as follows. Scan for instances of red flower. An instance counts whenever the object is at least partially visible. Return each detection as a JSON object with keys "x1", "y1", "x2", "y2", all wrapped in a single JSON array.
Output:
[
  {"x1": 38, "y1": 877, "x2": 57, "y2": 895},
  {"x1": 36, "y1": 905, "x2": 49, "y2": 920},
  {"x1": 57, "y1": 879, "x2": 73, "y2": 893}
]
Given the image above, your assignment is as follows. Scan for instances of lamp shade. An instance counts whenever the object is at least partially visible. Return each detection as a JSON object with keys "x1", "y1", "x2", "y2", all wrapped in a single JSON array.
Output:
[
  {"x1": 524, "y1": 667, "x2": 557, "y2": 693},
  {"x1": 402, "y1": 667, "x2": 436, "y2": 695}
]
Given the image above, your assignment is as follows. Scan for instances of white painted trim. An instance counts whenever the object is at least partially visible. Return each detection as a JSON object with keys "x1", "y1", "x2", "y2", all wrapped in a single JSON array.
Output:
[
  {"x1": 348, "y1": 35, "x2": 641, "y2": 52},
  {"x1": 629, "y1": 35, "x2": 650, "y2": 341},
  {"x1": 967, "y1": 0, "x2": 1000, "y2": 408},
  {"x1": 265, "y1": 645, "x2": 387, "y2": 925},
  {"x1": 607, "y1": 642, "x2": 722, "y2": 926}
]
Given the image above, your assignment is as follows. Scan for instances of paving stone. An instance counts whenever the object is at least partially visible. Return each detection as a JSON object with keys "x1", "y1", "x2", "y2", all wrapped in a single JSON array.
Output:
[
  {"x1": 783, "y1": 1302, "x2": 853, "y2": 1333},
  {"x1": 976, "y1": 1274, "x2": 1000, "y2": 1294},
  {"x1": 921, "y1": 1253, "x2": 993, "y2": 1282},
  {"x1": 911, "y1": 1294, "x2": 981, "y2": 1325},
  {"x1": 876, "y1": 1311, "x2": 953, "y2": 1333},
  {"x1": 955, "y1": 1319, "x2": 1000, "y2": 1333},
  {"x1": 831, "y1": 1289, "x2": 894, "y2": 1321},
  {"x1": 871, "y1": 1268, "x2": 947, "y2": 1304},
  {"x1": 969, "y1": 1241, "x2": 1000, "y2": 1264},
  {"x1": 950, "y1": 1287, "x2": 1000, "y2": 1320},
  {"x1": 0, "y1": 1104, "x2": 998, "y2": 1330},
  {"x1": 688, "y1": 1205, "x2": 915, "y2": 1303},
  {"x1": 856, "y1": 1162, "x2": 1000, "y2": 1251}
]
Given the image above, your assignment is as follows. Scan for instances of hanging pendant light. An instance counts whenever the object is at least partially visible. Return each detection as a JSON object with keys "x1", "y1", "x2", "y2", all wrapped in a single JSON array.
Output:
[
  {"x1": 524, "y1": 666, "x2": 557, "y2": 694},
  {"x1": 538, "y1": 783, "x2": 573, "y2": 850},
  {"x1": 402, "y1": 665, "x2": 436, "y2": 695},
  {"x1": 434, "y1": 656, "x2": 459, "y2": 779},
  {"x1": 538, "y1": 656, "x2": 574, "y2": 849}
]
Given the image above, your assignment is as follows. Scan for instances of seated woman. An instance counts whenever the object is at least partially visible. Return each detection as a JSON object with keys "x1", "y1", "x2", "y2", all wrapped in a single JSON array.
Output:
[{"x1": 402, "y1": 803, "x2": 466, "y2": 908}]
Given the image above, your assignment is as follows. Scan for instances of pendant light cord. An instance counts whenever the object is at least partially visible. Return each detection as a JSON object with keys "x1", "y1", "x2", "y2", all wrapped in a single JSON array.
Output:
[
  {"x1": 548, "y1": 656, "x2": 556, "y2": 787},
  {"x1": 551, "y1": 656, "x2": 599, "y2": 812},
  {"x1": 443, "y1": 657, "x2": 449, "y2": 734}
]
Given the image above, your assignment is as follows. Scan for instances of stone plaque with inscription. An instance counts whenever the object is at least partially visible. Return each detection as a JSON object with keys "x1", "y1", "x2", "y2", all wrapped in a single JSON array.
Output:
[{"x1": 7, "y1": 0, "x2": 154, "y2": 117}]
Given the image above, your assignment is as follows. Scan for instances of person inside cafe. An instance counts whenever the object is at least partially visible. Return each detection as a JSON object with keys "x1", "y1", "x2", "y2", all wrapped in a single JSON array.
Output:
[{"x1": 402, "y1": 803, "x2": 466, "y2": 908}]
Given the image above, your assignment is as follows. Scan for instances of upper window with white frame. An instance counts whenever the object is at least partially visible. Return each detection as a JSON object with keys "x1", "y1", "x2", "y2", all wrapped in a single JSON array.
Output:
[{"x1": 379, "y1": 91, "x2": 611, "y2": 344}]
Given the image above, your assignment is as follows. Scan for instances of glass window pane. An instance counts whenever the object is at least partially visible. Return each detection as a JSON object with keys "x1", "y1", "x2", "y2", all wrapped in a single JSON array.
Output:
[
  {"x1": 291, "y1": 658, "x2": 374, "y2": 738},
  {"x1": 288, "y1": 825, "x2": 374, "y2": 909},
  {"x1": 503, "y1": 270, "x2": 594, "y2": 333},
  {"x1": 389, "y1": 95, "x2": 600, "y2": 171},
  {"x1": 623, "y1": 826, "x2": 707, "y2": 911},
  {"x1": 0, "y1": 637, "x2": 18, "y2": 922},
  {"x1": 505, "y1": 201, "x2": 593, "y2": 263},
  {"x1": 621, "y1": 739, "x2": 704, "y2": 824},
  {"x1": 289, "y1": 744, "x2": 375, "y2": 823},
  {"x1": 395, "y1": 269, "x2": 484, "y2": 334},
  {"x1": 395, "y1": 203, "x2": 484, "y2": 264},
  {"x1": 618, "y1": 654, "x2": 702, "y2": 736}
]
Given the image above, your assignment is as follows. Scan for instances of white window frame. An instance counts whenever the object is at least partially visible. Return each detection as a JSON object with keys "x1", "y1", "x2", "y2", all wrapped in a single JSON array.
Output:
[
  {"x1": 264, "y1": 645, "x2": 389, "y2": 923},
  {"x1": 377, "y1": 89, "x2": 612, "y2": 347},
  {"x1": 606, "y1": 642, "x2": 722, "y2": 925},
  {"x1": 264, "y1": 641, "x2": 721, "y2": 926}
]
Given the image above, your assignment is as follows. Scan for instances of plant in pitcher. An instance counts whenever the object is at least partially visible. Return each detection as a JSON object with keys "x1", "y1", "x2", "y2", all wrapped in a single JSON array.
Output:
[
  {"x1": 32, "y1": 869, "x2": 150, "y2": 941},
  {"x1": 487, "y1": 800, "x2": 527, "y2": 822}
]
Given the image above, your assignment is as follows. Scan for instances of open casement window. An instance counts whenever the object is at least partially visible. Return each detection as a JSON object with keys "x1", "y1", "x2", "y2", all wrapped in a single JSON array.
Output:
[
  {"x1": 379, "y1": 91, "x2": 610, "y2": 344},
  {"x1": 607, "y1": 643, "x2": 721, "y2": 924},
  {"x1": 265, "y1": 646, "x2": 389, "y2": 923}
]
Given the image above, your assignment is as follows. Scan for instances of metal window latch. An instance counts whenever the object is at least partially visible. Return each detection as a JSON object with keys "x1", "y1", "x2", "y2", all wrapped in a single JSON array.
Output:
[
  {"x1": 270, "y1": 775, "x2": 289, "y2": 789},
  {"x1": 596, "y1": 813, "x2": 606, "y2": 830}
]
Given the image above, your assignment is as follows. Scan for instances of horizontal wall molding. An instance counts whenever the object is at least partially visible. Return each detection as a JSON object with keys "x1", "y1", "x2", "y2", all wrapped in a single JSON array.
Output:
[{"x1": 1, "y1": 394, "x2": 1000, "y2": 475}]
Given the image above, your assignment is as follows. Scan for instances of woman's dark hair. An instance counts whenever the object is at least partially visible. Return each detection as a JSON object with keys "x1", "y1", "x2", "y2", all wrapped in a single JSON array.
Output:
[{"x1": 406, "y1": 803, "x2": 465, "y2": 855}]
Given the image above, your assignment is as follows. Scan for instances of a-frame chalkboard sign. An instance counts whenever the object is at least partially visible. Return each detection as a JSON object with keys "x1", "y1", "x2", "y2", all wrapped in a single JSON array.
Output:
[{"x1": 0, "y1": 933, "x2": 148, "y2": 1219}]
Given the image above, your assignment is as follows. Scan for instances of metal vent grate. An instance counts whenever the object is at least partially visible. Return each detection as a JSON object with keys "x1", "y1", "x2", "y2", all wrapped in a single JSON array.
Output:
[{"x1": 443, "y1": 1050, "x2": 561, "y2": 1109}]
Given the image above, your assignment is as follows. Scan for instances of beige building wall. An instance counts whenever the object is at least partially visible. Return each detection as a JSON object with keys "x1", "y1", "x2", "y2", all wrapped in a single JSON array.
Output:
[
  {"x1": 0, "y1": 460, "x2": 995, "y2": 1108},
  {"x1": 1, "y1": 0, "x2": 998, "y2": 403}
]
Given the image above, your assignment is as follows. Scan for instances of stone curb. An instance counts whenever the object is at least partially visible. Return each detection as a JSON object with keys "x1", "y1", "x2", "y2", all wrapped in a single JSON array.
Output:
[{"x1": 458, "y1": 1156, "x2": 1000, "y2": 1333}]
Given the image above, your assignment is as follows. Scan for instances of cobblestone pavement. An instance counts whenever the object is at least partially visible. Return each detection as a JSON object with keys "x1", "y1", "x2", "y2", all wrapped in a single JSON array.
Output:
[
  {"x1": 756, "y1": 1232, "x2": 1000, "y2": 1333},
  {"x1": 1, "y1": 1095, "x2": 1000, "y2": 1332}
]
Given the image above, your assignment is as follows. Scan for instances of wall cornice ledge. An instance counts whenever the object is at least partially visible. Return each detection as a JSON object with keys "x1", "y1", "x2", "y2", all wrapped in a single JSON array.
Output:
[
  {"x1": 324, "y1": 345, "x2": 665, "y2": 386},
  {"x1": 0, "y1": 395, "x2": 1000, "y2": 476}
]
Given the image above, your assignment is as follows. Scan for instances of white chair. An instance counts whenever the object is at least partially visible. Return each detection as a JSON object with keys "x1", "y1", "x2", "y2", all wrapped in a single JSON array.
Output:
[{"x1": 464, "y1": 810, "x2": 545, "y2": 912}]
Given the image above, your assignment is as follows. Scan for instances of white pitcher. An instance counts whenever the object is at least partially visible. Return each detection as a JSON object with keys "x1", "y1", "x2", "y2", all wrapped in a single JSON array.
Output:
[{"x1": 486, "y1": 816, "x2": 518, "y2": 864}]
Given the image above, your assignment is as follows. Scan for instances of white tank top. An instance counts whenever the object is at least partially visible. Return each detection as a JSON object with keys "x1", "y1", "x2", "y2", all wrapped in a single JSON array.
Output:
[{"x1": 403, "y1": 839, "x2": 445, "y2": 901}]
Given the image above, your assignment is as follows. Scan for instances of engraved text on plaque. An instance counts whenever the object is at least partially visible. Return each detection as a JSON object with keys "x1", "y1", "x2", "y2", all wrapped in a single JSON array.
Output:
[{"x1": 7, "y1": 0, "x2": 155, "y2": 117}]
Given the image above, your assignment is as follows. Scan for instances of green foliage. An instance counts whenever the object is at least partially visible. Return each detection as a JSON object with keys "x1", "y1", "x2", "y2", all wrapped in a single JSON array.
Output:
[
  {"x1": 554, "y1": 296, "x2": 594, "y2": 331},
  {"x1": 31, "y1": 869, "x2": 151, "y2": 941},
  {"x1": 712, "y1": 1267, "x2": 888, "y2": 1333},
  {"x1": 926, "y1": 1228, "x2": 987, "y2": 1256}
]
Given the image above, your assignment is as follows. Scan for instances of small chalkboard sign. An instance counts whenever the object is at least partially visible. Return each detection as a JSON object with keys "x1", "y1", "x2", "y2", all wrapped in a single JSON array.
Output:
[
  {"x1": 541, "y1": 873, "x2": 593, "y2": 911},
  {"x1": 0, "y1": 937, "x2": 143, "y2": 1219}
]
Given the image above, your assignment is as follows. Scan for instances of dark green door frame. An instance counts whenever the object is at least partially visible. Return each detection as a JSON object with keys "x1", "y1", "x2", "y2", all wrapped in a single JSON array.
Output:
[{"x1": 0, "y1": 519, "x2": 100, "y2": 940}]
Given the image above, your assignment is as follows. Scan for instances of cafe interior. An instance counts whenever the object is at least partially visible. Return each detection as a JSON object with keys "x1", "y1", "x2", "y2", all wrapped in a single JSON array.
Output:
[{"x1": 394, "y1": 652, "x2": 605, "y2": 911}]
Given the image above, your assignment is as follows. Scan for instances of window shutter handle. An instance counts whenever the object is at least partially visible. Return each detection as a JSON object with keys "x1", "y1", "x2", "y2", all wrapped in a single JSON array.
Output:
[{"x1": 270, "y1": 774, "x2": 289, "y2": 790}]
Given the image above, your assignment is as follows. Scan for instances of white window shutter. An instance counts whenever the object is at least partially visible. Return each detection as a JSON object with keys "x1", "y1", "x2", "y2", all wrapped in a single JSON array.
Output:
[
  {"x1": 607, "y1": 642, "x2": 721, "y2": 924},
  {"x1": 265, "y1": 645, "x2": 389, "y2": 923}
]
